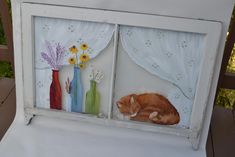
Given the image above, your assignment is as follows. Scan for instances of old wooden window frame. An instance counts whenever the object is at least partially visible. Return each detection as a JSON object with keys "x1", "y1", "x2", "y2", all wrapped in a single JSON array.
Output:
[{"x1": 21, "y1": 3, "x2": 221, "y2": 150}]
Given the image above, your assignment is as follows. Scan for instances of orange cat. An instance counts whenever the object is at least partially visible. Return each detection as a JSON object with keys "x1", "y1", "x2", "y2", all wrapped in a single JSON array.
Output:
[{"x1": 116, "y1": 93, "x2": 180, "y2": 125}]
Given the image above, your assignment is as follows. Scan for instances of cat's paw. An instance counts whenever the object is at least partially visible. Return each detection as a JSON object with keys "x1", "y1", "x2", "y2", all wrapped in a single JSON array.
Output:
[{"x1": 149, "y1": 111, "x2": 159, "y2": 120}]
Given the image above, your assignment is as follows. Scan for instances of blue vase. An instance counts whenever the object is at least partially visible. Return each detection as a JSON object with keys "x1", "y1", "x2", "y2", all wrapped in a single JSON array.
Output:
[{"x1": 70, "y1": 66, "x2": 83, "y2": 112}]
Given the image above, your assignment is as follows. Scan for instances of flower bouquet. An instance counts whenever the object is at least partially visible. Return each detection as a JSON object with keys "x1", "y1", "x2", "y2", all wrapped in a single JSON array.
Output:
[
  {"x1": 41, "y1": 41, "x2": 65, "y2": 110},
  {"x1": 85, "y1": 65, "x2": 104, "y2": 115},
  {"x1": 66, "y1": 43, "x2": 90, "y2": 113}
]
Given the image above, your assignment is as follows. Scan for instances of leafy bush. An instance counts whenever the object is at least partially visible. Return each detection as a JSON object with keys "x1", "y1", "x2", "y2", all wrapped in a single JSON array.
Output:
[
  {"x1": 0, "y1": 0, "x2": 11, "y2": 45},
  {"x1": 216, "y1": 88, "x2": 235, "y2": 109},
  {"x1": 216, "y1": 6, "x2": 235, "y2": 109},
  {"x1": 0, "y1": 61, "x2": 14, "y2": 78},
  {"x1": 227, "y1": 44, "x2": 235, "y2": 73}
]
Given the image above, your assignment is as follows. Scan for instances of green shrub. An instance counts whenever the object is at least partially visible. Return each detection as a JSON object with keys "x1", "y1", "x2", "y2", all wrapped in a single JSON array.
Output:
[
  {"x1": 0, "y1": 0, "x2": 11, "y2": 45},
  {"x1": 0, "y1": 61, "x2": 14, "y2": 78},
  {"x1": 216, "y1": 88, "x2": 235, "y2": 109}
]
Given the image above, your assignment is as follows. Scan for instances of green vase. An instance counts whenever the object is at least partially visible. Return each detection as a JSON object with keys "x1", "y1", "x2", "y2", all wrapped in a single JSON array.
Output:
[{"x1": 85, "y1": 80, "x2": 100, "y2": 115}]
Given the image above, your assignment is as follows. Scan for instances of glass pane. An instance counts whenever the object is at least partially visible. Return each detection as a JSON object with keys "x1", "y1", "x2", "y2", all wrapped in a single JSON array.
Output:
[
  {"x1": 34, "y1": 16, "x2": 115, "y2": 118},
  {"x1": 112, "y1": 25, "x2": 205, "y2": 129},
  {"x1": 216, "y1": 88, "x2": 235, "y2": 109}
]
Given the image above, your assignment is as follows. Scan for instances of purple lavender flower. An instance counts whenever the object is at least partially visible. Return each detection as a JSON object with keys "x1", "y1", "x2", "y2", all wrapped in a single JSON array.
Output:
[{"x1": 41, "y1": 41, "x2": 66, "y2": 70}]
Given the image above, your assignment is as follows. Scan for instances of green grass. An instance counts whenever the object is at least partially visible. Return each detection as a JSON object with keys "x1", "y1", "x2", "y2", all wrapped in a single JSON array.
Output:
[{"x1": 0, "y1": 61, "x2": 14, "y2": 78}]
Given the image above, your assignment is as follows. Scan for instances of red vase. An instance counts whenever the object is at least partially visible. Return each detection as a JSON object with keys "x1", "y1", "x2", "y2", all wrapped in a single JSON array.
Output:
[{"x1": 50, "y1": 70, "x2": 62, "y2": 110}]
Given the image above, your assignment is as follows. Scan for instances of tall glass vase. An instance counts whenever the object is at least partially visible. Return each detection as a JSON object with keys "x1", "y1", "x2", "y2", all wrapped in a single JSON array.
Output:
[
  {"x1": 50, "y1": 70, "x2": 62, "y2": 110},
  {"x1": 85, "y1": 80, "x2": 100, "y2": 115},
  {"x1": 70, "y1": 66, "x2": 83, "y2": 112}
]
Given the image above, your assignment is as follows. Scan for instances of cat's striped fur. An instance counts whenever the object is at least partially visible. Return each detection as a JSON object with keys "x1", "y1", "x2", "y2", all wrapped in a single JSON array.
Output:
[{"x1": 116, "y1": 93, "x2": 180, "y2": 125}]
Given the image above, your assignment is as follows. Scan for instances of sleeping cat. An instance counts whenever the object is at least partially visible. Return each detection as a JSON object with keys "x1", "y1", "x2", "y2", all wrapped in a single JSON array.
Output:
[{"x1": 116, "y1": 93, "x2": 180, "y2": 125}]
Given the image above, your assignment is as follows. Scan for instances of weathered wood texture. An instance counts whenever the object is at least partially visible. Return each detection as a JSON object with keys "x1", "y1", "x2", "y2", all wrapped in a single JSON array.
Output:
[
  {"x1": 206, "y1": 129, "x2": 214, "y2": 157},
  {"x1": 0, "y1": 0, "x2": 14, "y2": 67},
  {"x1": 209, "y1": 106, "x2": 235, "y2": 157},
  {"x1": 0, "y1": 78, "x2": 15, "y2": 140},
  {"x1": 221, "y1": 73, "x2": 235, "y2": 89},
  {"x1": 218, "y1": 18, "x2": 235, "y2": 90},
  {"x1": 0, "y1": 78, "x2": 15, "y2": 103}
]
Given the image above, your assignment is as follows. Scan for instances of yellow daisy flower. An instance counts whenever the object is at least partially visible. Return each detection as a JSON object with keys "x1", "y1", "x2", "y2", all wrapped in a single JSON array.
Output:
[
  {"x1": 79, "y1": 54, "x2": 90, "y2": 62},
  {"x1": 78, "y1": 63, "x2": 86, "y2": 69},
  {"x1": 68, "y1": 57, "x2": 76, "y2": 65},
  {"x1": 80, "y1": 43, "x2": 88, "y2": 51},
  {"x1": 69, "y1": 45, "x2": 78, "y2": 54}
]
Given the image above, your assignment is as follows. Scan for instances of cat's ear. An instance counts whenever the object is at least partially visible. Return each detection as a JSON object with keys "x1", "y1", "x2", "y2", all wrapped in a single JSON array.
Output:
[
  {"x1": 130, "y1": 96, "x2": 135, "y2": 105},
  {"x1": 130, "y1": 95, "x2": 140, "y2": 115},
  {"x1": 117, "y1": 103, "x2": 122, "y2": 108}
]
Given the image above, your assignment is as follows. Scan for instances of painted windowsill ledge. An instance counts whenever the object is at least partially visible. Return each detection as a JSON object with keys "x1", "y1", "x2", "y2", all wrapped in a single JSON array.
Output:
[{"x1": 0, "y1": 115, "x2": 206, "y2": 157}]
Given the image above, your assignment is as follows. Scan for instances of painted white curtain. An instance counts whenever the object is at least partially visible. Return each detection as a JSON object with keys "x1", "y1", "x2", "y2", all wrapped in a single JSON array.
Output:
[
  {"x1": 34, "y1": 17, "x2": 115, "y2": 68},
  {"x1": 120, "y1": 26, "x2": 205, "y2": 99},
  {"x1": 34, "y1": 17, "x2": 114, "y2": 109}
]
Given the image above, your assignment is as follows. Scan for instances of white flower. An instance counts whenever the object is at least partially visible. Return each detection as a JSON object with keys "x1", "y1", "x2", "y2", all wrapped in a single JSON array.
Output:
[{"x1": 88, "y1": 65, "x2": 104, "y2": 83}]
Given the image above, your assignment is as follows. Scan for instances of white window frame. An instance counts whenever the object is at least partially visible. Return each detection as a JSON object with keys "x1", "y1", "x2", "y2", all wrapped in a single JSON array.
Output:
[{"x1": 21, "y1": 3, "x2": 221, "y2": 150}]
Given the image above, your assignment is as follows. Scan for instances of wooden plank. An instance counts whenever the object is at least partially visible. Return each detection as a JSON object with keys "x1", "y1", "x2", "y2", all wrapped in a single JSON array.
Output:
[
  {"x1": 108, "y1": 24, "x2": 119, "y2": 119},
  {"x1": 0, "y1": 88, "x2": 16, "y2": 140},
  {"x1": 0, "y1": 0, "x2": 14, "y2": 66},
  {"x1": 206, "y1": 127, "x2": 214, "y2": 157},
  {"x1": 210, "y1": 106, "x2": 235, "y2": 157},
  {"x1": 0, "y1": 45, "x2": 11, "y2": 61},
  {"x1": 217, "y1": 19, "x2": 235, "y2": 91},
  {"x1": 23, "y1": 3, "x2": 221, "y2": 34},
  {"x1": 220, "y1": 73, "x2": 235, "y2": 89},
  {"x1": 0, "y1": 45, "x2": 8, "y2": 53},
  {"x1": 25, "y1": 107, "x2": 190, "y2": 137},
  {"x1": 0, "y1": 78, "x2": 15, "y2": 103}
]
